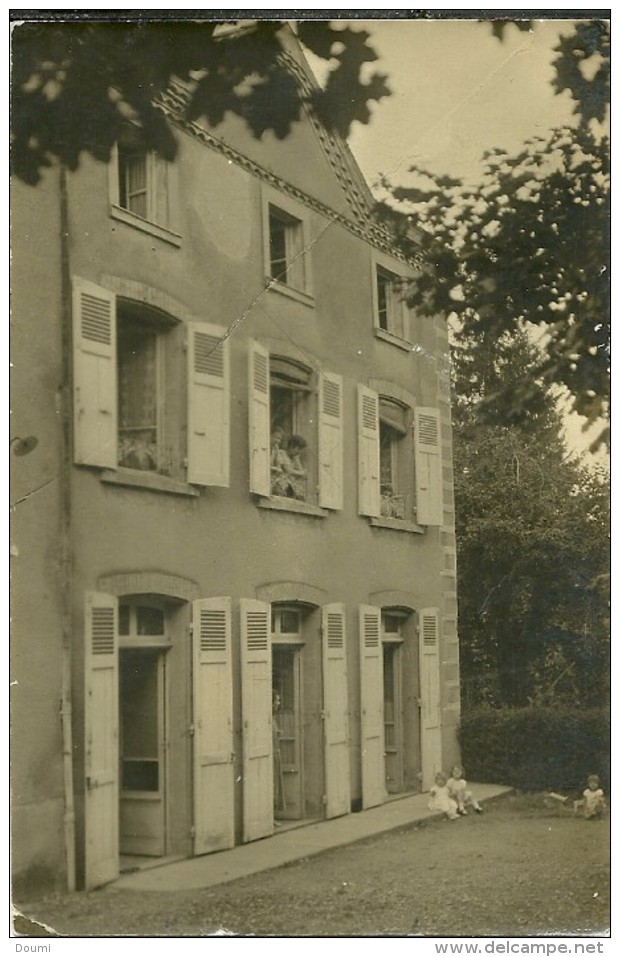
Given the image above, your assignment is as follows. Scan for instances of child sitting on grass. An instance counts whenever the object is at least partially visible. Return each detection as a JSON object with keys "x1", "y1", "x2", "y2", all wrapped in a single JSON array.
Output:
[
  {"x1": 428, "y1": 771, "x2": 460, "y2": 820},
  {"x1": 447, "y1": 764, "x2": 483, "y2": 815},
  {"x1": 574, "y1": 774, "x2": 607, "y2": 819}
]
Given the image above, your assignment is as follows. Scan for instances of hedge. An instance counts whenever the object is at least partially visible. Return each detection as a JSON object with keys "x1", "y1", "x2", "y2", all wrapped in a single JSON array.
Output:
[{"x1": 458, "y1": 706, "x2": 610, "y2": 792}]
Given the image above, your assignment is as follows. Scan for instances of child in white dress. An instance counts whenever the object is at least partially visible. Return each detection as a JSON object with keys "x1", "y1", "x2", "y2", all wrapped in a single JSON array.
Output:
[
  {"x1": 574, "y1": 774, "x2": 607, "y2": 819},
  {"x1": 428, "y1": 771, "x2": 459, "y2": 820},
  {"x1": 447, "y1": 765, "x2": 483, "y2": 815}
]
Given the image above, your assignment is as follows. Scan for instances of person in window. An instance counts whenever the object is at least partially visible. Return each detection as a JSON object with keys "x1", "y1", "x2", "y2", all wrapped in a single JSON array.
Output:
[
  {"x1": 270, "y1": 427, "x2": 288, "y2": 496},
  {"x1": 284, "y1": 434, "x2": 307, "y2": 500}
]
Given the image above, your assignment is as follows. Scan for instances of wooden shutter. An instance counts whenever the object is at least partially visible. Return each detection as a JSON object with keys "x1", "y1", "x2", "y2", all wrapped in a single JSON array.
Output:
[
  {"x1": 418, "y1": 608, "x2": 442, "y2": 791},
  {"x1": 240, "y1": 599, "x2": 273, "y2": 842},
  {"x1": 321, "y1": 603, "x2": 350, "y2": 819},
  {"x1": 151, "y1": 152, "x2": 170, "y2": 227},
  {"x1": 249, "y1": 341, "x2": 270, "y2": 496},
  {"x1": 359, "y1": 605, "x2": 385, "y2": 809},
  {"x1": 84, "y1": 592, "x2": 119, "y2": 889},
  {"x1": 414, "y1": 407, "x2": 443, "y2": 525},
  {"x1": 73, "y1": 277, "x2": 117, "y2": 468},
  {"x1": 318, "y1": 371, "x2": 344, "y2": 510},
  {"x1": 187, "y1": 322, "x2": 230, "y2": 487},
  {"x1": 192, "y1": 597, "x2": 235, "y2": 854},
  {"x1": 357, "y1": 385, "x2": 380, "y2": 516}
]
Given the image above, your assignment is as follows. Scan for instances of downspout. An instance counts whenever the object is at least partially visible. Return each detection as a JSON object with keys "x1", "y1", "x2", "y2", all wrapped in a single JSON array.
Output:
[{"x1": 59, "y1": 164, "x2": 76, "y2": 892}]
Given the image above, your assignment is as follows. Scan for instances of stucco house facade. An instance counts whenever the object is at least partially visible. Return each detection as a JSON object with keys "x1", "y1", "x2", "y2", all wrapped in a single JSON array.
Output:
[{"x1": 11, "y1": 29, "x2": 461, "y2": 895}]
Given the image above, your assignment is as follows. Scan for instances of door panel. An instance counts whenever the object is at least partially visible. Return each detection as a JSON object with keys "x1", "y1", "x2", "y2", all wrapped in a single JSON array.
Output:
[
  {"x1": 321, "y1": 604, "x2": 350, "y2": 819},
  {"x1": 84, "y1": 592, "x2": 119, "y2": 889},
  {"x1": 272, "y1": 646, "x2": 303, "y2": 819},
  {"x1": 359, "y1": 605, "x2": 385, "y2": 809},
  {"x1": 241, "y1": 599, "x2": 274, "y2": 842},
  {"x1": 192, "y1": 598, "x2": 235, "y2": 854}
]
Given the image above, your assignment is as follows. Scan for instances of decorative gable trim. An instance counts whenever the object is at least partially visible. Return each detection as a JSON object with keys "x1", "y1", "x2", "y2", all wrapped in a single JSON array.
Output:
[{"x1": 157, "y1": 82, "x2": 423, "y2": 268}]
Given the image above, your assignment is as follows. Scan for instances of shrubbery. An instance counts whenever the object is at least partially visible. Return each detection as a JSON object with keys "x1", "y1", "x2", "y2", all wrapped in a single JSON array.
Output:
[{"x1": 458, "y1": 706, "x2": 610, "y2": 791}]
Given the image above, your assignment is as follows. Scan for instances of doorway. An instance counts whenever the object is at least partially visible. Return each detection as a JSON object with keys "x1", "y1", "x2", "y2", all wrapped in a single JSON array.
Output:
[
  {"x1": 118, "y1": 597, "x2": 170, "y2": 857},
  {"x1": 271, "y1": 607, "x2": 305, "y2": 821},
  {"x1": 382, "y1": 613, "x2": 405, "y2": 794}
]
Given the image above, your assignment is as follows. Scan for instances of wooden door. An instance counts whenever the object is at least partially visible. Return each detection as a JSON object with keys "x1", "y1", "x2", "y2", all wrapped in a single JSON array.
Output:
[
  {"x1": 321, "y1": 603, "x2": 350, "y2": 819},
  {"x1": 84, "y1": 592, "x2": 119, "y2": 889}
]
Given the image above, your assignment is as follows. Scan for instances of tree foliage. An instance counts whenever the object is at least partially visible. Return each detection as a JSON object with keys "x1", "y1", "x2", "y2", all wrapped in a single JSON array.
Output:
[
  {"x1": 11, "y1": 19, "x2": 389, "y2": 185},
  {"x1": 452, "y1": 332, "x2": 609, "y2": 710}
]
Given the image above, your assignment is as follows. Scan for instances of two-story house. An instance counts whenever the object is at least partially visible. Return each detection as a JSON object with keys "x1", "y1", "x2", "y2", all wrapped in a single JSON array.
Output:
[{"x1": 11, "y1": 26, "x2": 461, "y2": 895}]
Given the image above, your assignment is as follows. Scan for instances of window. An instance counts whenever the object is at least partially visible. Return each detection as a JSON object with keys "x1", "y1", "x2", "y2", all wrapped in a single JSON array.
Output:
[
  {"x1": 372, "y1": 256, "x2": 414, "y2": 343},
  {"x1": 262, "y1": 187, "x2": 313, "y2": 303},
  {"x1": 249, "y1": 343, "x2": 343, "y2": 510},
  {"x1": 117, "y1": 145, "x2": 167, "y2": 225},
  {"x1": 271, "y1": 606, "x2": 303, "y2": 642},
  {"x1": 73, "y1": 277, "x2": 230, "y2": 488},
  {"x1": 358, "y1": 384, "x2": 442, "y2": 526},
  {"x1": 379, "y1": 398, "x2": 409, "y2": 519},
  {"x1": 268, "y1": 207, "x2": 305, "y2": 289}
]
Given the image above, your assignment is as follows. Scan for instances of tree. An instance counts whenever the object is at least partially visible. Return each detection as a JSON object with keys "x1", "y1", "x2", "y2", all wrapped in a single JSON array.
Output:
[
  {"x1": 11, "y1": 18, "x2": 389, "y2": 185},
  {"x1": 452, "y1": 332, "x2": 610, "y2": 710}
]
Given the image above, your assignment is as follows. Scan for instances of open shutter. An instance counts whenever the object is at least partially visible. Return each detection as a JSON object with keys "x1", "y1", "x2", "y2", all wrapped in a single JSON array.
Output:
[
  {"x1": 249, "y1": 341, "x2": 270, "y2": 496},
  {"x1": 187, "y1": 323, "x2": 229, "y2": 487},
  {"x1": 321, "y1": 603, "x2": 350, "y2": 819},
  {"x1": 359, "y1": 605, "x2": 385, "y2": 809},
  {"x1": 73, "y1": 277, "x2": 117, "y2": 468},
  {"x1": 192, "y1": 597, "x2": 235, "y2": 854},
  {"x1": 414, "y1": 408, "x2": 443, "y2": 526},
  {"x1": 318, "y1": 371, "x2": 344, "y2": 510},
  {"x1": 84, "y1": 592, "x2": 119, "y2": 889},
  {"x1": 418, "y1": 608, "x2": 442, "y2": 791},
  {"x1": 358, "y1": 385, "x2": 380, "y2": 517},
  {"x1": 240, "y1": 599, "x2": 273, "y2": 842}
]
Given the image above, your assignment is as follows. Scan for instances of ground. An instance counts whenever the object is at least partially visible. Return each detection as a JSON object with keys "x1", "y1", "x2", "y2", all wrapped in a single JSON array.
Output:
[{"x1": 14, "y1": 793, "x2": 610, "y2": 938}]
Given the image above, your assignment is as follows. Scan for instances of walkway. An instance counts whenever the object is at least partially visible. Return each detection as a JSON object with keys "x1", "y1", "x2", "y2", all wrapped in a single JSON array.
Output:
[{"x1": 116, "y1": 783, "x2": 511, "y2": 892}]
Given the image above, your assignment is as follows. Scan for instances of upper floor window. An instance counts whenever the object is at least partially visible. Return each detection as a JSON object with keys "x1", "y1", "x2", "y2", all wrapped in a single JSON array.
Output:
[
  {"x1": 358, "y1": 384, "x2": 443, "y2": 526},
  {"x1": 262, "y1": 187, "x2": 313, "y2": 304},
  {"x1": 249, "y1": 342, "x2": 342, "y2": 511},
  {"x1": 72, "y1": 277, "x2": 229, "y2": 488},
  {"x1": 372, "y1": 254, "x2": 414, "y2": 345},
  {"x1": 110, "y1": 143, "x2": 181, "y2": 245}
]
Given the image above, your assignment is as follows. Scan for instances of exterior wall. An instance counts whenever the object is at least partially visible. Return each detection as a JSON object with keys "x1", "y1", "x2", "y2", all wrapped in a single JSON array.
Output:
[
  {"x1": 12, "y1": 86, "x2": 461, "y2": 891},
  {"x1": 11, "y1": 170, "x2": 68, "y2": 895}
]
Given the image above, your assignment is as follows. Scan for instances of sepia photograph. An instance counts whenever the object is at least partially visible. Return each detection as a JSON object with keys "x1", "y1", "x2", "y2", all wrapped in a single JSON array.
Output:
[{"x1": 10, "y1": 5, "x2": 610, "y2": 942}]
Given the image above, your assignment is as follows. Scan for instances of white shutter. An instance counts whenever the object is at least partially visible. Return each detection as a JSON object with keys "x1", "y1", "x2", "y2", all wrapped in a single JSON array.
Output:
[
  {"x1": 187, "y1": 322, "x2": 229, "y2": 487},
  {"x1": 191, "y1": 597, "x2": 235, "y2": 854},
  {"x1": 73, "y1": 277, "x2": 117, "y2": 468},
  {"x1": 414, "y1": 407, "x2": 443, "y2": 526},
  {"x1": 321, "y1": 603, "x2": 350, "y2": 819},
  {"x1": 248, "y1": 341, "x2": 271, "y2": 496},
  {"x1": 151, "y1": 152, "x2": 169, "y2": 227},
  {"x1": 358, "y1": 385, "x2": 380, "y2": 517},
  {"x1": 359, "y1": 605, "x2": 385, "y2": 809},
  {"x1": 318, "y1": 371, "x2": 344, "y2": 510},
  {"x1": 240, "y1": 599, "x2": 273, "y2": 842},
  {"x1": 84, "y1": 592, "x2": 119, "y2": 889},
  {"x1": 418, "y1": 608, "x2": 442, "y2": 791}
]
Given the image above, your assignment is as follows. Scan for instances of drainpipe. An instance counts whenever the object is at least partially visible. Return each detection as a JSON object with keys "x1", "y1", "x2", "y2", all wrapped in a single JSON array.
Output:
[{"x1": 59, "y1": 164, "x2": 76, "y2": 892}]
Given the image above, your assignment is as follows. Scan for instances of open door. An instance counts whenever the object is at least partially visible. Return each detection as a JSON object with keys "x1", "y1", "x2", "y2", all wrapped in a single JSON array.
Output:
[
  {"x1": 84, "y1": 592, "x2": 119, "y2": 890},
  {"x1": 321, "y1": 603, "x2": 350, "y2": 819},
  {"x1": 240, "y1": 599, "x2": 274, "y2": 842},
  {"x1": 192, "y1": 598, "x2": 235, "y2": 854},
  {"x1": 418, "y1": 608, "x2": 442, "y2": 790},
  {"x1": 359, "y1": 605, "x2": 385, "y2": 809}
]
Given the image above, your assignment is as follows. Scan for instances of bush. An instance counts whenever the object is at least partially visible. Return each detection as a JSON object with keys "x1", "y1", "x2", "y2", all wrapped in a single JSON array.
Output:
[{"x1": 458, "y1": 706, "x2": 610, "y2": 791}]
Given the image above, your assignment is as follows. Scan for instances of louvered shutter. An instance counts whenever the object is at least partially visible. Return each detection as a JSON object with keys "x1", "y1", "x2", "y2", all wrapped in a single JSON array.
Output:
[
  {"x1": 418, "y1": 608, "x2": 442, "y2": 790},
  {"x1": 240, "y1": 599, "x2": 273, "y2": 842},
  {"x1": 73, "y1": 277, "x2": 117, "y2": 468},
  {"x1": 187, "y1": 322, "x2": 229, "y2": 487},
  {"x1": 321, "y1": 603, "x2": 351, "y2": 819},
  {"x1": 191, "y1": 597, "x2": 235, "y2": 854},
  {"x1": 358, "y1": 385, "x2": 380, "y2": 516},
  {"x1": 249, "y1": 341, "x2": 271, "y2": 496},
  {"x1": 414, "y1": 407, "x2": 443, "y2": 526},
  {"x1": 84, "y1": 592, "x2": 119, "y2": 889},
  {"x1": 319, "y1": 371, "x2": 344, "y2": 510},
  {"x1": 359, "y1": 605, "x2": 385, "y2": 809}
]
